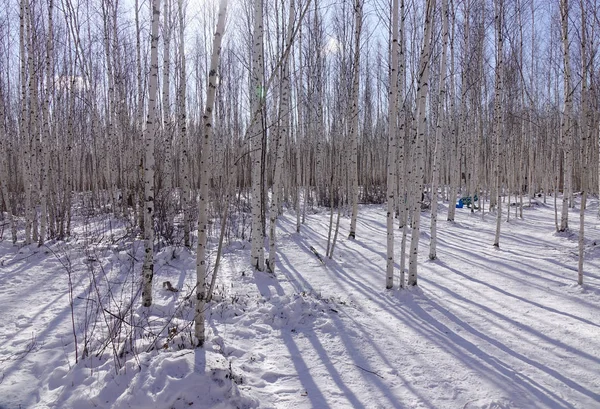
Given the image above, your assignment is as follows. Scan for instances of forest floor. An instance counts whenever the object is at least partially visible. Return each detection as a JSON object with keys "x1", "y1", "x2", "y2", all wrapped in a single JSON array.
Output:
[{"x1": 0, "y1": 195, "x2": 599, "y2": 409}]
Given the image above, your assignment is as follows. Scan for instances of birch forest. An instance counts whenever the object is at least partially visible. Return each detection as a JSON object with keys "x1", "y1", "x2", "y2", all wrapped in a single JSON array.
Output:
[{"x1": 1, "y1": 0, "x2": 600, "y2": 407}]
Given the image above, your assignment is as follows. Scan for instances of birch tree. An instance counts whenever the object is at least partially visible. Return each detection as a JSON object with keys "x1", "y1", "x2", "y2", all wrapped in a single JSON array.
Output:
[
  {"x1": 348, "y1": 0, "x2": 362, "y2": 240},
  {"x1": 492, "y1": 0, "x2": 504, "y2": 248},
  {"x1": 178, "y1": 0, "x2": 192, "y2": 248},
  {"x1": 250, "y1": 0, "x2": 266, "y2": 271},
  {"x1": 397, "y1": 0, "x2": 407, "y2": 286},
  {"x1": 407, "y1": 0, "x2": 435, "y2": 286},
  {"x1": 39, "y1": 0, "x2": 55, "y2": 246},
  {"x1": 559, "y1": 0, "x2": 573, "y2": 232},
  {"x1": 0, "y1": 73, "x2": 15, "y2": 244},
  {"x1": 142, "y1": 0, "x2": 160, "y2": 307},
  {"x1": 162, "y1": 0, "x2": 173, "y2": 197},
  {"x1": 386, "y1": 0, "x2": 399, "y2": 289},
  {"x1": 577, "y1": 0, "x2": 590, "y2": 285},
  {"x1": 445, "y1": 6, "x2": 458, "y2": 223},
  {"x1": 21, "y1": 0, "x2": 33, "y2": 245},
  {"x1": 268, "y1": 0, "x2": 295, "y2": 274},
  {"x1": 195, "y1": 0, "x2": 228, "y2": 347},
  {"x1": 429, "y1": 0, "x2": 449, "y2": 260}
]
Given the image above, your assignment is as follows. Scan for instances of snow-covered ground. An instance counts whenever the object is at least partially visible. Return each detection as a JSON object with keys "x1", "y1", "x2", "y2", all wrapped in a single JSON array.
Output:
[{"x1": 1, "y1": 197, "x2": 599, "y2": 409}]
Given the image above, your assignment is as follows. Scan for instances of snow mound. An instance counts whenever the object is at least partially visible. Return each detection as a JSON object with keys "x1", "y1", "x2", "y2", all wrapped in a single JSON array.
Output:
[
  {"x1": 464, "y1": 397, "x2": 516, "y2": 409},
  {"x1": 49, "y1": 350, "x2": 258, "y2": 409},
  {"x1": 250, "y1": 292, "x2": 332, "y2": 330}
]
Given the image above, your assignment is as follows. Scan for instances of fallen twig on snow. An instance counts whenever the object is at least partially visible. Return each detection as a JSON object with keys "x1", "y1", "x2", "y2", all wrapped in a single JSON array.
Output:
[
  {"x1": 309, "y1": 246, "x2": 324, "y2": 264},
  {"x1": 353, "y1": 364, "x2": 384, "y2": 379}
]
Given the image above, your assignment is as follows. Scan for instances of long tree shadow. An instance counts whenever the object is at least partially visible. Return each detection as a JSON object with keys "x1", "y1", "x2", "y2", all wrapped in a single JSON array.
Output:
[
  {"x1": 419, "y1": 275, "x2": 600, "y2": 402},
  {"x1": 266, "y1": 209, "x2": 600, "y2": 407},
  {"x1": 274, "y1": 239, "x2": 441, "y2": 407},
  {"x1": 439, "y1": 248, "x2": 600, "y2": 311},
  {"x1": 279, "y1": 330, "x2": 331, "y2": 408},
  {"x1": 436, "y1": 260, "x2": 600, "y2": 329},
  {"x1": 399, "y1": 290, "x2": 578, "y2": 409},
  {"x1": 422, "y1": 272, "x2": 600, "y2": 366}
]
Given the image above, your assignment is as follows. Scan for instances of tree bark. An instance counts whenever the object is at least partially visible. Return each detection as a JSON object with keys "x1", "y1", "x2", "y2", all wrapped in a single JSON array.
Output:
[
  {"x1": 559, "y1": 0, "x2": 572, "y2": 232},
  {"x1": 429, "y1": 0, "x2": 449, "y2": 261},
  {"x1": 268, "y1": 0, "x2": 295, "y2": 274},
  {"x1": 386, "y1": 0, "x2": 399, "y2": 289},
  {"x1": 348, "y1": 0, "x2": 362, "y2": 240},
  {"x1": 142, "y1": 0, "x2": 161, "y2": 308},
  {"x1": 493, "y1": 0, "x2": 504, "y2": 248},
  {"x1": 196, "y1": 0, "x2": 228, "y2": 347},
  {"x1": 250, "y1": 0, "x2": 266, "y2": 271},
  {"x1": 407, "y1": 0, "x2": 435, "y2": 286}
]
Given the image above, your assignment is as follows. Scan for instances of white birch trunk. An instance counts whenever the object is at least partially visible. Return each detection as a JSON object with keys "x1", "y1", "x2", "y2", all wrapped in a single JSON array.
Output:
[
  {"x1": 446, "y1": 11, "x2": 458, "y2": 223},
  {"x1": 386, "y1": 0, "x2": 399, "y2": 289},
  {"x1": 177, "y1": 0, "x2": 191, "y2": 248},
  {"x1": 250, "y1": 0, "x2": 265, "y2": 271},
  {"x1": 39, "y1": 0, "x2": 54, "y2": 246},
  {"x1": 0, "y1": 87, "x2": 15, "y2": 243},
  {"x1": 397, "y1": 0, "x2": 406, "y2": 288},
  {"x1": 578, "y1": 190, "x2": 586, "y2": 285},
  {"x1": 268, "y1": 0, "x2": 294, "y2": 274},
  {"x1": 142, "y1": 0, "x2": 160, "y2": 308},
  {"x1": 559, "y1": 0, "x2": 572, "y2": 232},
  {"x1": 27, "y1": 4, "x2": 39, "y2": 245},
  {"x1": 429, "y1": 0, "x2": 449, "y2": 261},
  {"x1": 493, "y1": 0, "x2": 504, "y2": 248},
  {"x1": 295, "y1": 25, "x2": 303, "y2": 234},
  {"x1": 195, "y1": 0, "x2": 228, "y2": 347},
  {"x1": 162, "y1": 0, "x2": 172, "y2": 194},
  {"x1": 348, "y1": 0, "x2": 362, "y2": 240},
  {"x1": 20, "y1": 0, "x2": 33, "y2": 245},
  {"x1": 578, "y1": 0, "x2": 588, "y2": 286},
  {"x1": 135, "y1": 0, "x2": 145, "y2": 232},
  {"x1": 407, "y1": 0, "x2": 434, "y2": 286},
  {"x1": 102, "y1": 1, "x2": 118, "y2": 214}
]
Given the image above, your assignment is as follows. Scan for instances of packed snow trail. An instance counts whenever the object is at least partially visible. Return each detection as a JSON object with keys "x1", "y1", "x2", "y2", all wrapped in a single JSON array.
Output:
[{"x1": 0, "y1": 198, "x2": 599, "y2": 408}]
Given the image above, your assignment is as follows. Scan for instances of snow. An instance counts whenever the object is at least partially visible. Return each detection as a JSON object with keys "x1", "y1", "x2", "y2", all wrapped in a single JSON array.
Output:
[{"x1": 1, "y1": 197, "x2": 599, "y2": 409}]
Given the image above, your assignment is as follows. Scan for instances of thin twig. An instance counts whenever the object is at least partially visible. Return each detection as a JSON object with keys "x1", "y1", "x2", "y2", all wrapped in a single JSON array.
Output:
[{"x1": 353, "y1": 364, "x2": 384, "y2": 379}]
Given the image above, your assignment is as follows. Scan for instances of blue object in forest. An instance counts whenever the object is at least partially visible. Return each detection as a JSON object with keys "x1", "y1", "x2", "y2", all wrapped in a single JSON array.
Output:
[
  {"x1": 456, "y1": 199, "x2": 464, "y2": 208},
  {"x1": 459, "y1": 195, "x2": 479, "y2": 208}
]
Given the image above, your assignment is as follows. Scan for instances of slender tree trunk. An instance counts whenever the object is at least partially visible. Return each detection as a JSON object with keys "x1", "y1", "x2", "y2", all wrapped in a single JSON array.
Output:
[
  {"x1": 493, "y1": 0, "x2": 504, "y2": 248},
  {"x1": 578, "y1": 0, "x2": 588, "y2": 285},
  {"x1": 39, "y1": 0, "x2": 54, "y2": 246},
  {"x1": 178, "y1": 0, "x2": 191, "y2": 248},
  {"x1": 163, "y1": 0, "x2": 172, "y2": 195},
  {"x1": 396, "y1": 0, "x2": 406, "y2": 288},
  {"x1": 195, "y1": 0, "x2": 228, "y2": 347},
  {"x1": 0, "y1": 86, "x2": 15, "y2": 243},
  {"x1": 578, "y1": 189, "x2": 586, "y2": 285},
  {"x1": 102, "y1": 0, "x2": 118, "y2": 214},
  {"x1": 386, "y1": 0, "x2": 399, "y2": 288},
  {"x1": 27, "y1": 3, "x2": 39, "y2": 245},
  {"x1": 21, "y1": 0, "x2": 33, "y2": 245},
  {"x1": 330, "y1": 196, "x2": 342, "y2": 259},
  {"x1": 295, "y1": 27, "x2": 303, "y2": 235},
  {"x1": 559, "y1": 0, "x2": 572, "y2": 232},
  {"x1": 429, "y1": 0, "x2": 449, "y2": 261},
  {"x1": 446, "y1": 6, "x2": 458, "y2": 222},
  {"x1": 326, "y1": 156, "x2": 336, "y2": 258},
  {"x1": 250, "y1": 0, "x2": 266, "y2": 271},
  {"x1": 142, "y1": 0, "x2": 160, "y2": 308},
  {"x1": 407, "y1": 0, "x2": 434, "y2": 286},
  {"x1": 268, "y1": 0, "x2": 294, "y2": 274},
  {"x1": 348, "y1": 0, "x2": 362, "y2": 240},
  {"x1": 135, "y1": 0, "x2": 145, "y2": 232}
]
